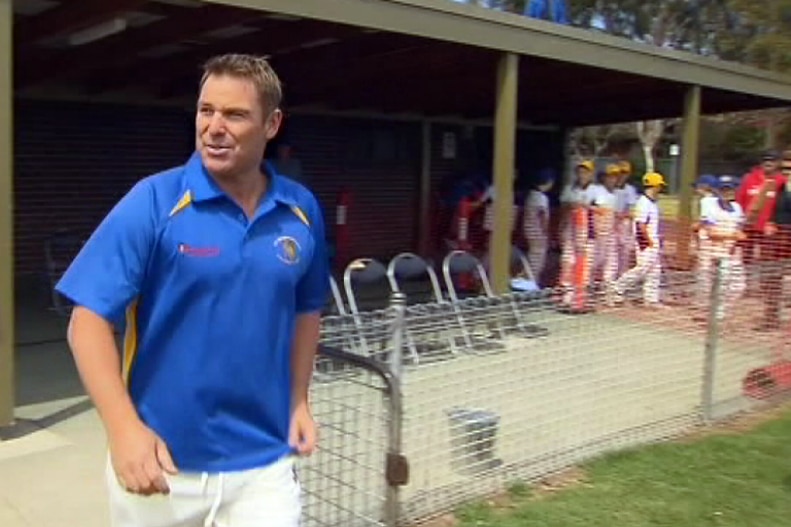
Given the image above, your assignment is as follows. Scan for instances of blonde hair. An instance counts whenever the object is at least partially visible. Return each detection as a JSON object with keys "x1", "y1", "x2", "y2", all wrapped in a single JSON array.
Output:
[{"x1": 200, "y1": 54, "x2": 283, "y2": 114}]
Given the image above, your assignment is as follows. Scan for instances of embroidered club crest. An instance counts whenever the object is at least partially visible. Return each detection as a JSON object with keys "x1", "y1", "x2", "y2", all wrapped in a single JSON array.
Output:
[{"x1": 275, "y1": 236, "x2": 301, "y2": 265}]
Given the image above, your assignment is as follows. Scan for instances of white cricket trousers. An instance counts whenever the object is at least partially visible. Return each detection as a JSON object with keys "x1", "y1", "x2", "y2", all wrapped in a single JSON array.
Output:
[
  {"x1": 595, "y1": 234, "x2": 618, "y2": 284},
  {"x1": 527, "y1": 235, "x2": 548, "y2": 280},
  {"x1": 698, "y1": 249, "x2": 746, "y2": 320},
  {"x1": 106, "y1": 455, "x2": 301, "y2": 527},
  {"x1": 614, "y1": 246, "x2": 661, "y2": 304},
  {"x1": 696, "y1": 238, "x2": 714, "y2": 308},
  {"x1": 616, "y1": 218, "x2": 635, "y2": 277}
]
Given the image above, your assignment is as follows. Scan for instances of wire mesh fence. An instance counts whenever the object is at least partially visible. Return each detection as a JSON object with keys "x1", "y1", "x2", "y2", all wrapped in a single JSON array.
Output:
[
  {"x1": 301, "y1": 315, "x2": 401, "y2": 527},
  {"x1": 399, "y1": 280, "x2": 713, "y2": 523},
  {"x1": 709, "y1": 258, "x2": 791, "y2": 417},
  {"x1": 303, "y1": 242, "x2": 791, "y2": 526}
]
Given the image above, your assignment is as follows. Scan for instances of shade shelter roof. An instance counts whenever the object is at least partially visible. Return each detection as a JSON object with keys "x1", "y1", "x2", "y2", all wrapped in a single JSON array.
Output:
[{"x1": 12, "y1": 0, "x2": 791, "y2": 126}]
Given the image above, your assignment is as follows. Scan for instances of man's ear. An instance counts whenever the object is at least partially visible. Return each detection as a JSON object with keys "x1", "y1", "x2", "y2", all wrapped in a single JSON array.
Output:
[{"x1": 265, "y1": 109, "x2": 283, "y2": 140}]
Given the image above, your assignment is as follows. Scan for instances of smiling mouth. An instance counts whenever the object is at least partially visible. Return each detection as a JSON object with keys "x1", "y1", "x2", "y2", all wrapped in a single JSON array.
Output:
[{"x1": 206, "y1": 145, "x2": 232, "y2": 155}]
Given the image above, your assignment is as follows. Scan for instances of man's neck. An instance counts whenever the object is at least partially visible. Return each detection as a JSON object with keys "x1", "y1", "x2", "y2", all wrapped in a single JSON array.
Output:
[{"x1": 214, "y1": 168, "x2": 268, "y2": 218}]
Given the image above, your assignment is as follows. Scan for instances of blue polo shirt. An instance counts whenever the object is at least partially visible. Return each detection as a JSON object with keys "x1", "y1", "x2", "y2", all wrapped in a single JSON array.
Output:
[{"x1": 56, "y1": 151, "x2": 329, "y2": 473}]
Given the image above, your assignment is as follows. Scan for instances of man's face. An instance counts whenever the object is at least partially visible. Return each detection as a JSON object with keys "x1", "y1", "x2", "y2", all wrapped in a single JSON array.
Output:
[
  {"x1": 762, "y1": 159, "x2": 779, "y2": 174},
  {"x1": 195, "y1": 74, "x2": 281, "y2": 180},
  {"x1": 604, "y1": 174, "x2": 617, "y2": 190}
]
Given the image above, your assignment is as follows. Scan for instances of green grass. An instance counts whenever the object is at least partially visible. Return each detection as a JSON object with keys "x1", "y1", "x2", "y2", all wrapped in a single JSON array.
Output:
[{"x1": 456, "y1": 407, "x2": 791, "y2": 527}]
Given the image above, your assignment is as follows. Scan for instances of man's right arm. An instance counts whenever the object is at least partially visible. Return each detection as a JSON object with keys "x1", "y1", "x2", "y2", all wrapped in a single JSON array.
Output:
[
  {"x1": 56, "y1": 179, "x2": 175, "y2": 494},
  {"x1": 57, "y1": 180, "x2": 154, "y2": 413},
  {"x1": 67, "y1": 307, "x2": 139, "y2": 436}
]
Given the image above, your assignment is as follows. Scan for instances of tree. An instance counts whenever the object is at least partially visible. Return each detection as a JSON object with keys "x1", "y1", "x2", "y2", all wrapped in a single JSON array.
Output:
[
  {"x1": 635, "y1": 120, "x2": 666, "y2": 172},
  {"x1": 724, "y1": 1, "x2": 791, "y2": 71}
]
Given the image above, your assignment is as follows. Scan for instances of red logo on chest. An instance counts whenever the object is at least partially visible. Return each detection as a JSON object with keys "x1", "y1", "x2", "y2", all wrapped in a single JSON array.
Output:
[{"x1": 178, "y1": 243, "x2": 221, "y2": 258}]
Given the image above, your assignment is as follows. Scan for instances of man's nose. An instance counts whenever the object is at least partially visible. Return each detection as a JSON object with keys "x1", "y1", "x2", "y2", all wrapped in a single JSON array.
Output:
[{"x1": 207, "y1": 113, "x2": 226, "y2": 134}]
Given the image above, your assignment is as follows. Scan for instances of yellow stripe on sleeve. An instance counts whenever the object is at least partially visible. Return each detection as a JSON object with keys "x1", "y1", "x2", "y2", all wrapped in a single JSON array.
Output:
[
  {"x1": 122, "y1": 299, "x2": 139, "y2": 387},
  {"x1": 169, "y1": 190, "x2": 192, "y2": 217},
  {"x1": 290, "y1": 205, "x2": 310, "y2": 227}
]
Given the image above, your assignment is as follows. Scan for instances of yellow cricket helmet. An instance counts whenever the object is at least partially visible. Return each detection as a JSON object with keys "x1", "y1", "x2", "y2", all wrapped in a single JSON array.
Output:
[{"x1": 642, "y1": 172, "x2": 666, "y2": 188}]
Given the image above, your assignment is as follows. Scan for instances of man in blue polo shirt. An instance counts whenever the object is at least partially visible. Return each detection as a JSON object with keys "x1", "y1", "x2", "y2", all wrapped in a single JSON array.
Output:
[{"x1": 56, "y1": 54, "x2": 328, "y2": 527}]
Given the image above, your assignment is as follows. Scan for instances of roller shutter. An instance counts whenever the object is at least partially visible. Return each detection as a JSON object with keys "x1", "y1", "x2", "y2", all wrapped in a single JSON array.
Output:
[
  {"x1": 14, "y1": 99, "x2": 193, "y2": 290},
  {"x1": 283, "y1": 115, "x2": 422, "y2": 264},
  {"x1": 14, "y1": 104, "x2": 424, "y2": 290}
]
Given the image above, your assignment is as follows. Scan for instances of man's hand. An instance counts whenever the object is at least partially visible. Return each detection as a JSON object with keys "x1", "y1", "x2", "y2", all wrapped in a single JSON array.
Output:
[
  {"x1": 289, "y1": 401, "x2": 318, "y2": 457},
  {"x1": 109, "y1": 420, "x2": 177, "y2": 496},
  {"x1": 765, "y1": 223, "x2": 778, "y2": 236}
]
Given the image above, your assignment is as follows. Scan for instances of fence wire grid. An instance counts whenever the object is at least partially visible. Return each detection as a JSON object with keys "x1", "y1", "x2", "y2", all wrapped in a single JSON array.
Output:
[
  {"x1": 303, "y1": 249, "x2": 791, "y2": 527},
  {"x1": 301, "y1": 315, "x2": 399, "y2": 527}
]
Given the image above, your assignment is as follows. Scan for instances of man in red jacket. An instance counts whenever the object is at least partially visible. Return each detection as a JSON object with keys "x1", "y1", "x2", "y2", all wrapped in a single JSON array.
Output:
[{"x1": 735, "y1": 150, "x2": 785, "y2": 329}]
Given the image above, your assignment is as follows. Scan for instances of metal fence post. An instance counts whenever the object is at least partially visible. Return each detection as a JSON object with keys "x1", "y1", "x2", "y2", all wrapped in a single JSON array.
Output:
[
  {"x1": 702, "y1": 258, "x2": 724, "y2": 424},
  {"x1": 389, "y1": 293, "x2": 407, "y2": 382},
  {"x1": 385, "y1": 292, "x2": 408, "y2": 527}
]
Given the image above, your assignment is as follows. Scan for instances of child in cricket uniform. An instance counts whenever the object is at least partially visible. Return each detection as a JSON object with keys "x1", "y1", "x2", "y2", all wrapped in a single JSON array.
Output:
[
  {"x1": 693, "y1": 174, "x2": 720, "y2": 309},
  {"x1": 593, "y1": 165, "x2": 621, "y2": 295},
  {"x1": 559, "y1": 160, "x2": 597, "y2": 308},
  {"x1": 477, "y1": 169, "x2": 519, "y2": 251},
  {"x1": 697, "y1": 175, "x2": 746, "y2": 320},
  {"x1": 523, "y1": 169, "x2": 554, "y2": 282},
  {"x1": 611, "y1": 172, "x2": 666, "y2": 308},
  {"x1": 614, "y1": 161, "x2": 638, "y2": 277}
]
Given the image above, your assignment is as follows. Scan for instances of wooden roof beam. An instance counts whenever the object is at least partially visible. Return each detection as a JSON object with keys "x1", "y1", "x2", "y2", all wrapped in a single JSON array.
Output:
[
  {"x1": 287, "y1": 47, "x2": 494, "y2": 107},
  {"x1": 87, "y1": 19, "x2": 368, "y2": 95},
  {"x1": 151, "y1": 31, "x2": 429, "y2": 99},
  {"x1": 517, "y1": 76, "x2": 655, "y2": 109},
  {"x1": 206, "y1": 0, "x2": 791, "y2": 104},
  {"x1": 326, "y1": 73, "x2": 493, "y2": 116},
  {"x1": 17, "y1": 3, "x2": 265, "y2": 89},
  {"x1": 14, "y1": 0, "x2": 147, "y2": 50}
]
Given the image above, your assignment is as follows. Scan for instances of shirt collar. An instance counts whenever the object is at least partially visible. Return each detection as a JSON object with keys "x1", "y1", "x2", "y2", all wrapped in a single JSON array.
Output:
[{"x1": 183, "y1": 151, "x2": 297, "y2": 207}]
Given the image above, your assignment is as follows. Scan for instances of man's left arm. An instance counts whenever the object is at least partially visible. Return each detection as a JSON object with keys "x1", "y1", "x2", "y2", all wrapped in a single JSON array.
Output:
[
  {"x1": 291, "y1": 312, "x2": 320, "y2": 411},
  {"x1": 290, "y1": 194, "x2": 330, "y2": 455}
]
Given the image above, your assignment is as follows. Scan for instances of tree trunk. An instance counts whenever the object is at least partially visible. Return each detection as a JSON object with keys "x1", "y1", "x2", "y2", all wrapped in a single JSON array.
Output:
[
  {"x1": 643, "y1": 144, "x2": 655, "y2": 172},
  {"x1": 636, "y1": 120, "x2": 664, "y2": 174}
]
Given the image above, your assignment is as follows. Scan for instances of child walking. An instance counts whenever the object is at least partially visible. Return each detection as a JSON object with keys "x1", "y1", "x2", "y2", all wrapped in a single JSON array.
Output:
[{"x1": 610, "y1": 172, "x2": 666, "y2": 308}]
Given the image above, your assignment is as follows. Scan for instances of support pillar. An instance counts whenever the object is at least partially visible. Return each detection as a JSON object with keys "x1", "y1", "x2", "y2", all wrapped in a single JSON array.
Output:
[
  {"x1": 676, "y1": 85, "x2": 701, "y2": 270},
  {"x1": 417, "y1": 120, "x2": 432, "y2": 256},
  {"x1": 0, "y1": 0, "x2": 15, "y2": 427},
  {"x1": 490, "y1": 53, "x2": 519, "y2": 294}
]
